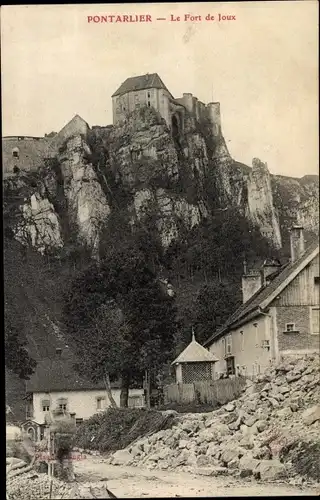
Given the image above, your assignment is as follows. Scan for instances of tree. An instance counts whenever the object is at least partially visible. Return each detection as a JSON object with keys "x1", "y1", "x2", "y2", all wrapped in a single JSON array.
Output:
[
  {"x1": 63, "y1": 242, "x2": 177, "y2": 407},
  {"x1": 193, "y1": 281, "x2": 242, "y2": 345}
]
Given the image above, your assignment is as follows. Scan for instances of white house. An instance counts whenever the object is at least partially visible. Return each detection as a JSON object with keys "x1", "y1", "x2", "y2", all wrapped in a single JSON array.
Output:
[{"x1": 24, "y1": 347, "x2": 144, "y2": 438}]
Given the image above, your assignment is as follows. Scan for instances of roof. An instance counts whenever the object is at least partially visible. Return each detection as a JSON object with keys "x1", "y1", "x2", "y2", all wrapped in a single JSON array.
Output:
[
  {"x1": 112, "y1": 73, "x2": 173, "y2": 98},
  {"x1": 172, "y1": 335, "x2": 219, "y2": 364},
  {"x1": 26, "y1": 352, "x2": 121, "y2": 393},
  {"x1": 204, "y1": 239, "x2": 319, "y2": 347}
]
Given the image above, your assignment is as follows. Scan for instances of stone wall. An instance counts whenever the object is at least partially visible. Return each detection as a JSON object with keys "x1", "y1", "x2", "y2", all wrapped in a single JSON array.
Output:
[{"x1": 276, "y1": 306, "x2": 319, "y2": 352}]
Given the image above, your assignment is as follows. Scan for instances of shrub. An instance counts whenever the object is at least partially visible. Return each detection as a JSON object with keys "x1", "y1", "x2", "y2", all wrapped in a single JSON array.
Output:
[{"x1": 73, "y1": 408, "x2": 177, "y2": 453}]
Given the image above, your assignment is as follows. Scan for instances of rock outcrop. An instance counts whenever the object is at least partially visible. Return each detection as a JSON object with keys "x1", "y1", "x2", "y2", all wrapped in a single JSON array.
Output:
[
  {"x1": 108, "y1": 354, "x2": 320, "y2": 484},
  {"x1": 3, "y1": 108, "x2": 319, "y2": 257}
]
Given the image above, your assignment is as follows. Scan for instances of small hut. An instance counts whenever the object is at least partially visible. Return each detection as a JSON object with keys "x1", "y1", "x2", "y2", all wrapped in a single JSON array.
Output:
[{"x1": 171, "y1": 331, "x2": 218, "y2": 384}]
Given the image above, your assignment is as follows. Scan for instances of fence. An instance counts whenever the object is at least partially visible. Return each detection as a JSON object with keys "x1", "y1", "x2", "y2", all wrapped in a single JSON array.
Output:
[
  {"x1": 163, "y1": 377, "x2": 247, "y2": 406},
  {"x1": 128, "y1": 395, "x2": 145, "y2": 408}
]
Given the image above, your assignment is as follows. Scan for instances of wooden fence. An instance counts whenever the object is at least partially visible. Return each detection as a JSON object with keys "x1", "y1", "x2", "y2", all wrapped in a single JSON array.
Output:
[{"x1": 163, "y1": 377, "x2": 247, "y2": 406}]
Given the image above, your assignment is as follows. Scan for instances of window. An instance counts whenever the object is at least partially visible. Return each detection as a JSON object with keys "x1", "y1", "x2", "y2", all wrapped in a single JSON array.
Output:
[
  {"x1": 75, "y1": 418, "x2": 83, "y2": 426},
  {"x1": 12, "y1": 149, "x2": 19, "y2": 159},
  {"x1": 147, "y1": 92, "x2": 151, "y2": 98},
  {"x1": 41, "y1": 399, "x2": 50, "y2": 412},
  {"x1": 253, "y1": 322, "x2": 259, "y2": 345},
  {"x1": 285, "y1": 323, "x2": 295, "y2": 332},
  {"x1": 221, "y1": 338, "x2": 226, "y2": 355},
  {"x1": 147, "y1": 101, "x2": 151, "y2": 107},
  {"x1": 314, "y1": 277, "x2": 320, "y2": 284},
  {"x1": 96, "y1": 397, "x2": 105, "y2": 410},
  {"x1": 226, "y1": 335, "x2": 232, "y2": 355},
  {"x1": 240, "y1": 331, "x2": 244, "y2": 351},
  {"x1": 311, "y1": 308, "x2": 319, "y2": 335},
  {"x1": 57, "y1": 397, "x2": 68, "y2": 411},
  {"x1": 226, "y1": 357, "x2": 235, "y2": 376}
]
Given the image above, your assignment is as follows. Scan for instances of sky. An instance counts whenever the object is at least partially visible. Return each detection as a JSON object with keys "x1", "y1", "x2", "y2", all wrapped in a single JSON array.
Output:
[{"x1": 1, "y1": 2, "x2": 319, "y2": 177}]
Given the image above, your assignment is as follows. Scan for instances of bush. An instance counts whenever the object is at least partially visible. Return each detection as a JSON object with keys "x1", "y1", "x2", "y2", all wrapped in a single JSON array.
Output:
[
  {"x1": 280, "y1": 440, "x2": 320, "y2": 481},
  {"x1": 73, "y1": 408, "x2": 177, "y2": 453}
]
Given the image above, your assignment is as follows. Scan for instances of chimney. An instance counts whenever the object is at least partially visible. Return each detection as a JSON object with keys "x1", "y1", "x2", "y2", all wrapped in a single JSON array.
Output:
[
  {"x1": 55, "y1": 348, "x2": 62, "y2": 358},
  {"x1": 290, "y1": 225, "x2": 305, "y2": 263},
  {"x1": 262, "y1": 258, "x2": 282, "y2": 285},
  {"x1": 241, "y1": 272, "x2": 262, "y2": 304}
]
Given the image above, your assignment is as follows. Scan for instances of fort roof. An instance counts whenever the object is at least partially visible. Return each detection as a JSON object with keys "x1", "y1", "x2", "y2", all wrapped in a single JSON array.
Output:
[{"x1": 112, "y1": 73, "x2": 173, "y2": 98}]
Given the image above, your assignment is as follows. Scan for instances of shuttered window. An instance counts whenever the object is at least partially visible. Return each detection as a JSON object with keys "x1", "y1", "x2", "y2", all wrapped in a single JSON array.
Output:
[{"x1": 41, "y1": 399, "x2": 50, "y2": 412}]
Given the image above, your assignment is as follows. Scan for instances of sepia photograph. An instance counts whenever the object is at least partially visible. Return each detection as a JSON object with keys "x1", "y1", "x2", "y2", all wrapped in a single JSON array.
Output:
[{"x1": 2, "y1": 2, "x2": 319, "y2": 498}]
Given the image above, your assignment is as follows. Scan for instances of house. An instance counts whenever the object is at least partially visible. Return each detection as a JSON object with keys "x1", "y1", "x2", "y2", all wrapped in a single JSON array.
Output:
[
  {"x1": 171, "y1": 330, "x2": 218, "y2": 383},
  {"x1": 203, "y1": 226, "x2": 319, "y2": 377},
  {"x1": 24, "y1": 347, "x2": 144, "y2": 435}
]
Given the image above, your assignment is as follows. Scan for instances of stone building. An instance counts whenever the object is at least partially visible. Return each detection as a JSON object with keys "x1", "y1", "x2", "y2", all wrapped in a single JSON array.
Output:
[
  {"x1": 112, "y1": 72, "x2": 222, "y2": 136},
  {"x1": 204, "y1": 225, "x2": 319, "y2": 377}
]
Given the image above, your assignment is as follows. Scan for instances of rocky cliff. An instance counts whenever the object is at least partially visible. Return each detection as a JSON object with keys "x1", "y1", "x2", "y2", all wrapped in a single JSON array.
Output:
[{"x1": 3, "y1": 107, "x2": 318, "y2": 257}]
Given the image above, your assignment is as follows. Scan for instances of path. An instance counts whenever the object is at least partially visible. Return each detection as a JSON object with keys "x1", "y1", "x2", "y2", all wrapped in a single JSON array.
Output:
[{"x1": 74, "y1": 456, "x2": 320, "y2": 498}]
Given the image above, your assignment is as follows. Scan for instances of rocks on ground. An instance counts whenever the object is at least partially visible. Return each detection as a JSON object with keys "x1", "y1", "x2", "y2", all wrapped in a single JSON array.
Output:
[
  {"x1": 107, "y1": 354, "x2": 320, "y2": 484},
  {"x1": 6, "y1": 471, "x2": 113, "y2": 499}
]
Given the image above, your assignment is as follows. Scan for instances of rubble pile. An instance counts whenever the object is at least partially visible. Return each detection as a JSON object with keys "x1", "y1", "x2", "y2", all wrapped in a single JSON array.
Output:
[
  {"x1": 6, "y1": 471, "x2": 113, "y2": 499},
  {"x1": 108, "y1": 354, "x2": 320, "y2": 483},
  {"x1": 6, "y1": 472, "x2": 83, "y2": 500}
]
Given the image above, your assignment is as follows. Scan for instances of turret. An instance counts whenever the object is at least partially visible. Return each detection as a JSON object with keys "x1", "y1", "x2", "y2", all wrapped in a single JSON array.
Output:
[
  {"x1": 206, "y1": 102, "x2": 221, "y2": 137},
  {"x1": 182, "y1": 93, "x2": 194, "y2": 113}
]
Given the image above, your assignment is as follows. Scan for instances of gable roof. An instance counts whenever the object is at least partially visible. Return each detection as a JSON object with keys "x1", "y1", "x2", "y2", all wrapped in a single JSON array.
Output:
[
  {"x1": 204, "y1": 239, "x2": 319, "y2": 347},
  {"x1": 172, "y1": 337, "x2": 219, "y2": 365},
  {"x1": 112, "y1": 73, "x2": 173, "y2": 98},
  {"x1": 26, "y1": 351, "x2": 121, "y2": 393}
]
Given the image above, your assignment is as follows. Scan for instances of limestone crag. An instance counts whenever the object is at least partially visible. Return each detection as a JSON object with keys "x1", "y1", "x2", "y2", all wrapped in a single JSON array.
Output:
[
  {"x1": 3, "y1": 108, "x2": 319, "y2": 256},
  {"x1": 272, "y1": 175, "x2": 319, "y2": 236},
  {"x1": 246, "y1": 158, "x2": 282, "y2": 249},
  {"x1": 108, "y1": 355, "x2": 320, "y2": 484},
  {"x1": 15, "y1": 193, "x2": 63, "y2": 254},
  {"x1": 53, "y1": 135, "x2": 111, "y2": 254},
  {"x1": 132, "y1": 187, "x2": 207, "y2": 247}
]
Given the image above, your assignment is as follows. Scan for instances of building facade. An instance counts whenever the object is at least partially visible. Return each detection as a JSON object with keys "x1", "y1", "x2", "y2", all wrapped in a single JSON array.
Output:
[
  {"x1": 28, "y1": 387, "x2": 144, "y2": 426},
  {"x1": 204, "y1": 226, "x2": 319, "y2": 377},
  {"x1": 25, "y1": 348, "x2": 145, "y2": 428}
]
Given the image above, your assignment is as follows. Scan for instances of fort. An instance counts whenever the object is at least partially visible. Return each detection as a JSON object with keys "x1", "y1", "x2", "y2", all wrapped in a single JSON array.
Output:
[
  {"x1": 112, "y1": 72, "x2": 222, "y2": 138},
  {"x1": 2, "y1": 72, "x2": 222, "y2": 177}
]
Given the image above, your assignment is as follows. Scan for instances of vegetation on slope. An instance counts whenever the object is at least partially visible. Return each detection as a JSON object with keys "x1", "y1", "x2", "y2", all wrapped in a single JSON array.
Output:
[{"x1": 74, "y1": 408, "x2": 178, "y2": 453}]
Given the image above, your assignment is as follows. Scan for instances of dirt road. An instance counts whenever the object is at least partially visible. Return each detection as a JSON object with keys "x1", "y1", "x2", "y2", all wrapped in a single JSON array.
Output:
[{"x1": 74, "y1": 456, "x2": 319, "y2": 498}]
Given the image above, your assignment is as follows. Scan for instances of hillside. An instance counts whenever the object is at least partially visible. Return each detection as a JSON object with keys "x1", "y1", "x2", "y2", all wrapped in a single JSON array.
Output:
[{"x1": 3, "y1": 105, "x2": 319, "y2": 396}]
